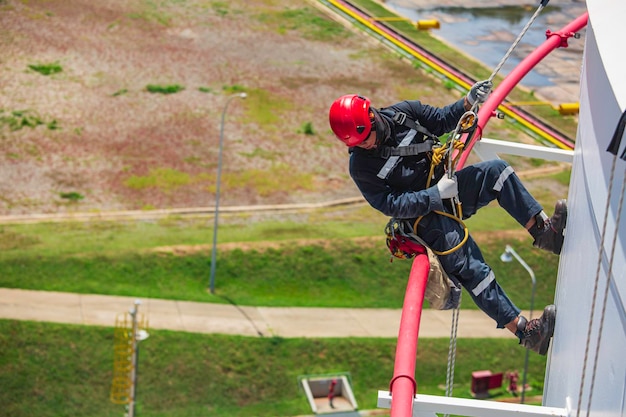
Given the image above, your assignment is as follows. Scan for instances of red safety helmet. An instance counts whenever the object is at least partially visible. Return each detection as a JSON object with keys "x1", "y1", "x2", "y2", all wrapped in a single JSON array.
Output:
[{"x1": 329, "y1": 94, "x2": 373, "y2": 146}]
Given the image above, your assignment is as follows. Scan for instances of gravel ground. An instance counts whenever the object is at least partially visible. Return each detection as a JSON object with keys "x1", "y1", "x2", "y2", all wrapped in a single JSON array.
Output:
[{"x1": 0, "y1": 0, "x2": 559, "y2": 216}]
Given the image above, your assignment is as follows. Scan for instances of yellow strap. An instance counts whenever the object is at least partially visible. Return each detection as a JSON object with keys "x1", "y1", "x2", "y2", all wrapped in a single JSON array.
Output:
[{"x1": 413, "y1": 210, "x2": 469, "y2": 256}]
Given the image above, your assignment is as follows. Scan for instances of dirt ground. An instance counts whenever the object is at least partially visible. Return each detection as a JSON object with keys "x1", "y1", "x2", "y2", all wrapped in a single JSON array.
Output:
[{"x1": 0, "y1": 0, "x2": 567, "y2": 216}]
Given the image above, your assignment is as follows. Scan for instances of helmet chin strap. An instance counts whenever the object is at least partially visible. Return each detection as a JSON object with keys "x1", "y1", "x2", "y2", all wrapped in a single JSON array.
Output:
[{"x1": 372, "y1": 108, "x2": 391, "y2": 145}]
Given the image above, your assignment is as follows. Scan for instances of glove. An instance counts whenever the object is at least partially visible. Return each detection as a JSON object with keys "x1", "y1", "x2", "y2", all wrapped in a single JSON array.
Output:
[
  {"x1": 467, "y1": 80, "x2": 493, "y2": 106},
  {"x1": 436, "y1": 176, "x2": 458, "y2": 200}
]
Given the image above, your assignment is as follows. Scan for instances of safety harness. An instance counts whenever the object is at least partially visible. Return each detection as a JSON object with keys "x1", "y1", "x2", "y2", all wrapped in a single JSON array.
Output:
[
  {"x1": 375, "y1": 111, "x2": 440, "y2": 180},
  {"x1": 377, "y1": 109, "x2": 474, "y2": 259}
]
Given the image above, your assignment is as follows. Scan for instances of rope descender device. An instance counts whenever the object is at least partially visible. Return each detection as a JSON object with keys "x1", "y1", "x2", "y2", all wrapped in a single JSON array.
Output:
[{"x1": 458, "y1": 110, "x2": 477, "y2": 134}]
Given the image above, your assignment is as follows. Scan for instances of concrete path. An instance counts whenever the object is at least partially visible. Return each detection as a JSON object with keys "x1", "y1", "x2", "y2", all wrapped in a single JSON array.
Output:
[{"x1": 0, "y1": 288, "x2": 520, "y2": 339}]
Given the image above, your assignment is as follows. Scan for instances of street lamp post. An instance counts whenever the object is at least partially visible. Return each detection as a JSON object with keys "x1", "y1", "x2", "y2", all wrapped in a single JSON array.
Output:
[
  {"x1": 209, "y1": 92, "x2": 247, "y2": 294},
  {"x1": 500, "y1": 244, "x2": 536, "y2": 404}
]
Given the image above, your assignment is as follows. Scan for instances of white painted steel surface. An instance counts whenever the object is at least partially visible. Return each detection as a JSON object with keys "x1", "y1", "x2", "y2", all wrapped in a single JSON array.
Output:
[
  {"x1": 543, "y1": 1, "x2": 626, "y2": 416},
  {"x1": 377, "y1": 391, "x2": 568, "y2": 417},
  {"x1": 473, "y1": 138, "x2": 574, "y2": 163}
]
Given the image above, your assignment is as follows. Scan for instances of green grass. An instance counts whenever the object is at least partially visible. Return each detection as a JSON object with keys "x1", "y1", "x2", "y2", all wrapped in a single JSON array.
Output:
[
  {"x1": 0, "y1": 188, "x2": 558, "y2": 417},
  {"x1": 145, "y1": 84, "x2": 185, "y2": 94},
  {"x1": 0, "y1": 208, "x2": 558, "y2": 310},
  {"x1": 255, "y1": 6, "x2": 349, "y2": 41},
  {"x1": 59, "y1": 192, "x2": 84, "y2": 202},
  {"x1": 0, "y1": 320, "x2": 547, "y2": 417},
  {"x1": 28, "y1": 62, "x2": 63, "y2": 76},
  {"x1": 124, "y1": 168, "x2": 193, "y2": 191},
  {"x1": 0, "y1": 239, "x2": 557, "y2": 309},
  {"x1": 112, "y1": 88, "x2": 128, "y2": 97},
  {"x1": 222, "y1": 164, "x2": 315, "y2": 196},
  {"x1": 0, "y1": 213, "x2": 385, "y2": 255},
  {"x1": 0, "y1": 109, "x2": 58, "y2": 131},
  {"x1": 0, "y1": 201, "x2": 533, "y2": 256},
  {"x1": 238, "y1": 87, "x2": 293, "y2": 127}
]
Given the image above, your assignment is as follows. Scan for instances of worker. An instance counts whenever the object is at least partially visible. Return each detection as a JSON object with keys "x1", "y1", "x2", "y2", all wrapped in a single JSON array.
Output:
[
  {"x1": 328, "y1": 81, "x2": 566, "y2": 355},
  {"x1": 328, "y1": 378, "x2": 337, "y2": 409}
]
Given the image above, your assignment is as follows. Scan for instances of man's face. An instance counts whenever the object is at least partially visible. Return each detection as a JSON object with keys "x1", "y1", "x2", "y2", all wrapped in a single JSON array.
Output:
[
  {"x1": 356, "y1": 129, "x2": 377, "y2": 149},
  {"x1": 356, "y1": 109, "x2": 377, "y2": 149}
]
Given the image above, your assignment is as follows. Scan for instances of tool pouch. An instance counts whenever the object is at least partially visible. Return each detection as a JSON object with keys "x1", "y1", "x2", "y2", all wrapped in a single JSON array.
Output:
[{"x1": 385, "y1": 219, "x2": 461, "y2": 310}]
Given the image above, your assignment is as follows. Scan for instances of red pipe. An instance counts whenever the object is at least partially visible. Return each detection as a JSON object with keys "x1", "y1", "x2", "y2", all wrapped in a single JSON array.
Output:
[
  {"x1": 389, "y1": 253, "x2": 430, "y2": 417},
  {"x1": 457, "y1": 12, "x2": 589, "y2": 170}
]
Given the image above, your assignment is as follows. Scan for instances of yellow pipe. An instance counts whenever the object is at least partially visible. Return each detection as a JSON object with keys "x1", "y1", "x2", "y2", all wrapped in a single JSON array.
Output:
[
  {"x1": 370, "y1": 16, "x2": 411, "y2": 22},
  {"x1": 496, "y1": 105, "x2": 570, "y2": 149},
  {"x1": 328, "y1": 0, "x2": 471, "y2": 90},
  {"x1": 416, "y1": 20, "x2": 440, "y2": 30},
  {"x1": 508, "y1": 101, "x2": 553, "y2": 106},
  {"x1": 557, "y1": 102, "x2": 579, "y2": 115},
  {"x1": 370, "y1": 16, "x2": 440, "y2": 30},
  {"x1": 508, "y1": 100, "x2": 580, "y2": 115}
]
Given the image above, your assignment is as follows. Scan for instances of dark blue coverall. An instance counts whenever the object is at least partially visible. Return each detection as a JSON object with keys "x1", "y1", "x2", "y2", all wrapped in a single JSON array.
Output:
[{"x1": 349, "y1": 98, "x2": 543, "y2": 328}]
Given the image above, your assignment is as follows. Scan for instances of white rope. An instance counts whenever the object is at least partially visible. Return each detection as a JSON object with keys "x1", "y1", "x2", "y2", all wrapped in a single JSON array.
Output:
[
  {"x1": 468, "y1": 0, "x2": 549, "y2": 114},
  {"x1": 443, "y1": 297, "x2": 461, "y2": 417},
  {"x1": 576, "y1": 121, "x2": 624, "y2": 416},
  {"x1": 487, "y1": 2, "x2": 547, "y2": 84},
  {"x1": 584, "y1": 166, "x2": 625, "y2": 417}
]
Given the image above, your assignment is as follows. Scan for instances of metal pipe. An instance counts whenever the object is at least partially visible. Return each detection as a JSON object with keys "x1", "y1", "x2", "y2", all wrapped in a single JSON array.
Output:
[{"x1": 128, "y1": 301, "x2": 140, "y2": 417}]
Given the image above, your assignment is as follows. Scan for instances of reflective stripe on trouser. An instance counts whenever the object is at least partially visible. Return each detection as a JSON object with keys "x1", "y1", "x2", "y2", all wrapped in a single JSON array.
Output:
[
  {"x1": 413, "y1": 159, "x2": 542, "y2": 328},
  {"x1": 416, "y1": 214, "x2": 520, "y2": 328}
]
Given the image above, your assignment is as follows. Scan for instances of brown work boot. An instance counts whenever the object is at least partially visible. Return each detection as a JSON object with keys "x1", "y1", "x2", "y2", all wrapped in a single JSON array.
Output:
[
  {"x1": 516, "y1": 305, "x2": 556, "y2": 355},
  {"x1": 529, "y1": 200, "x2": 568, "y2": 255}
]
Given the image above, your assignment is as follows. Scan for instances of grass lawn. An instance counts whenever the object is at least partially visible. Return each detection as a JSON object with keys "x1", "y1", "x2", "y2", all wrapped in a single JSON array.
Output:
[
  {"x1": 0, "y1": 204, "x2": 558, "y2": 310},
  {"x1": 0, "y1": 206, "x2": 559, "y2": 416},
  {"x1": 0, "y1": 319, "x2": 547, "y2": 417}
]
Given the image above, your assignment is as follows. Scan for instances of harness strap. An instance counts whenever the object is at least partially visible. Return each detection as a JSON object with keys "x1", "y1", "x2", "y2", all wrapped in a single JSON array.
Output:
[
  {"x1": 379, "y1": 140, "x2": 435, "y2": 159},
  {"x1": 392, "y1": 111, "x2": 438, "y2": 140},
  {"x1": 376, "y1": 111, "x2": 439, "y2": 180},
  {"x1": 377, "y1": 129, "x2": 417, "y2": 179}
]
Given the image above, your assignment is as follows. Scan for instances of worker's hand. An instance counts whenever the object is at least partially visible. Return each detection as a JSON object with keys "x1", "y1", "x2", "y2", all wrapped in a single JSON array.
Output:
[
  {"x1": 436, "y1": 175, "x2": 458, "y2": 200},
  {"x1": 467, "y1": 80, "x2": 493, "y2": 106}
]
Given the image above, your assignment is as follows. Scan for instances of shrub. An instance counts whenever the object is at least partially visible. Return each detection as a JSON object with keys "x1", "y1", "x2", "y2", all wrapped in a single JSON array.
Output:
[
  {"x1": 112, "y1": 89, "x2": 128, "y2": 97},
  {"x1": 28, "y1": 62, "x2": 63, "y2": 76},
  {"x1": 146, "y1": 84, "x2": 185, "y2": 94},
  {"x1": 59, "y1": 192, "x2": 84, "y2": 202},
  {"x1": 300, "y1": 122, "x2": 315, "y2": 135},
  {"x1": 443, "y1": 80, "x2": 455, "y2": 90},
  {"x1": 1, "y1": 110, "x2": 43, "y2": 131}
]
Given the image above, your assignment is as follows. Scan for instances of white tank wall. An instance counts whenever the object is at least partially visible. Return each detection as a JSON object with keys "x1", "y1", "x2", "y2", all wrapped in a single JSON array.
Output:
[{"x1": 543, "y1": 2, "x2": 626, "y2": 416}]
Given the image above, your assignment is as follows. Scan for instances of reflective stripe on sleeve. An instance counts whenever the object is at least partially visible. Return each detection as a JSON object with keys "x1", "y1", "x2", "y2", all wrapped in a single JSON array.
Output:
[{"x1": 472, "y1": 270, "x2": 495, "y2": 296}]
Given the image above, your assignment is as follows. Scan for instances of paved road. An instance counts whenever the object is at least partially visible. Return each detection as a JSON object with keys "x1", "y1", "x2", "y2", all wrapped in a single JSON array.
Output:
[{"x1": 0, "y1": 288, "x2": 524, "y2": 339}]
